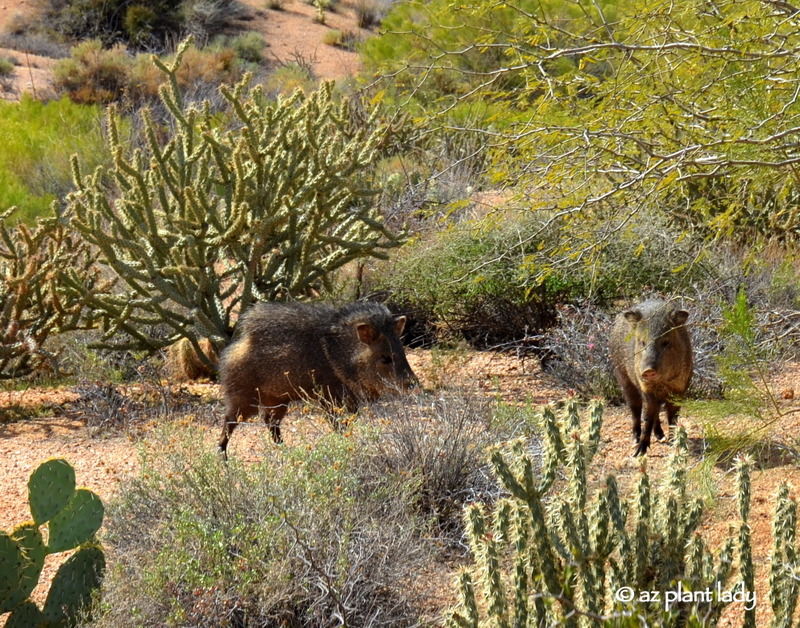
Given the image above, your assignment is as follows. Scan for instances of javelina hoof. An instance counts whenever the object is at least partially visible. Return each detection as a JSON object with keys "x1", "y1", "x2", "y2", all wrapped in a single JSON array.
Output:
[{"x1": 633, "y1": 441, "x2": 650, "y2": 457}]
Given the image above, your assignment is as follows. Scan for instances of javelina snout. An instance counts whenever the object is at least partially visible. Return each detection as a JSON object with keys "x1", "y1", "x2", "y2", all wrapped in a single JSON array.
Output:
[
  {"x1": 609, "y1": 299, "x2": 693, "y2": 457},
  {"x1": 218, "y1": 302, "x2": 417, "y2": 457}
]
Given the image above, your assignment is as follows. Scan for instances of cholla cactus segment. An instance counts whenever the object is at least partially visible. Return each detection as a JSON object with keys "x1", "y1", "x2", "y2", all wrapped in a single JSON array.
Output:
[
  {"x1": 770, "y1": 484, "x2": 798, "y2": 628},
  {"x1": 448, "y1": 570, "x2": 479, "y2": 628}
]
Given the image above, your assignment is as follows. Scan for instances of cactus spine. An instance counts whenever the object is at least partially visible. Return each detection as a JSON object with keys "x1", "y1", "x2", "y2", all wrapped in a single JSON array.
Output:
[{"x1": 0, "y1": 458, "x2": 105, "y2": 628}]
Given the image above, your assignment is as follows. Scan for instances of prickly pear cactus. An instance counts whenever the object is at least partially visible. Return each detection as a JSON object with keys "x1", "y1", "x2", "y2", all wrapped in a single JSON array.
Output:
[{"x1": 0, "y1": 457, "x2": 105, "y2": 628}]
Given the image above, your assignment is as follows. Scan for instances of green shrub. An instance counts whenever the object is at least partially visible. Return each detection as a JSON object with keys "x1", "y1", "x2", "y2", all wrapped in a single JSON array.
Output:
[
  {"x1": 0, "y1": 56, "x2": 14, "y2": 77},
  {"x1": 92, "y1": 426, "x2": 436, "y2": 626},
  {"x1": 221, "y1": 32, "x2": 266, "y2": 64},
  {"x1": 379, "y1": 206, "x2": 715, "y2": 348},
  {"x1": 53, "y1": 40, "x2": 131, "y2": 104},
  {"x1": 53, "y1": 38, "x2": 248, "y2": 106},
  {"x1": 0, "y1": 96, "x2": 111, "y2": 224}
]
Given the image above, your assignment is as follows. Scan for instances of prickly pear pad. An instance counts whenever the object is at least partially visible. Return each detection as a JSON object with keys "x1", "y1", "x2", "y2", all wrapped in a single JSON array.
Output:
[
  {"x1": 28, "y1": 458, "x2": 76, "y2": 525},
  {"x1": 47, "y1": 489, "x2": 104, "y2": 554},
  {"x1": 42, "y1": 545, "x2": 106, "y2": 625},
  {"x1": 0, "y1": 531, "x2": 23, "y2": 614},
  {"x1": 6, "y1": 523, "x2": 46, "y2": 610}
]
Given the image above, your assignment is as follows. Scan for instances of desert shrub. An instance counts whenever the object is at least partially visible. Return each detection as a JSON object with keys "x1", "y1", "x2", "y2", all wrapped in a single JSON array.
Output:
[
  {"x1": 92, "y1": 426, "x2": 436, "y2": 627},
  {"x1": 53, "y1": 40, "x2": 132, "y2": 104},
  {"x1": 181, "y1": 0, "x2": 246, "y2": 42},
  {"x1": 0, "y1": 56, "x2": 14, "y2": 77},
  {"x1": 538, "y1": 302, "x2": 619, "y2": 401},
  {"x1": 540, "y1": 295, "x2": 727, "y2": 402},
  {"x1": 380, "y1": 205, "x2": 716, "y2": 348},
  {"x1": 53, "y1": 38, "x2": 248, "y2": 106},
  {"x1": 353, "y1": 0, "x2": 388, "y2": 28},
  {"x1": 379, "y1": 214, "x2": 591, "y2": 347},
  {"x1": 0, "y1": 32, "x2": 70, "y2": 58},
  {"x1": 221, "y1": 31, "x2": 266, "y2": 65},
  {"x1": 365, "y1": 392, "x2": 501, "y2": 538},
  {"x1": 322, "y1": 29, "x2": 359, "y2": 50},
  {"x1": 38, "y1": 0, "x2": 243, "y2": 52}
]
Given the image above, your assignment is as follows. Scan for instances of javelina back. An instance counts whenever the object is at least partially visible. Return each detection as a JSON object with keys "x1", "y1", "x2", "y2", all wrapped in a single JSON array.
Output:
[
  {"x1": 609, "y1": 299, "x2": 693, "y2": 456},
  {"x1": 218, "y1": 302, "x2": 418, "y2": 456}
]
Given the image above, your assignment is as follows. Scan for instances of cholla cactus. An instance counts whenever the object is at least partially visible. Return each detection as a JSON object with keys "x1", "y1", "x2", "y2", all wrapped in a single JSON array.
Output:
[
  {"x1": 0, "y1": 208, "x2": 104, "y2": 378},
  {"x1": 68, "y1": 38, "x2": 406, "y2": 367},
  {"x1": 447, "y1": 400, "x2": 746, "y2": 627}
]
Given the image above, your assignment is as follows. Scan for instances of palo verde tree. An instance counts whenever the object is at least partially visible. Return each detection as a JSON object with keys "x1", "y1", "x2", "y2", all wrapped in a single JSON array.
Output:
[
  {"x1": 68, "y1": 39, "x2": 406, "y2": 367},
  {"x1": 366, "y1": 0, "x2": 800, "y2": 254}
]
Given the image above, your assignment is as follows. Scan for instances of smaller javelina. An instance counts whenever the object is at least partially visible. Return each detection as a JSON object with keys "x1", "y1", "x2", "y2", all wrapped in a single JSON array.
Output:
[
  {"x1": 609, "y1": 299, "x2": 693, "y2": 456},
  {"x1": 218, "y1": 302, "x2": 418, "y2": 456}
]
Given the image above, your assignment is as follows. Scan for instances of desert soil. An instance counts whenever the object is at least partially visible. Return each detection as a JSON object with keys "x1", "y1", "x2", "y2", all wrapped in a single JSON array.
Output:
[{"x1": 0, "y1": 0, "x2": 366, "y2": 100}]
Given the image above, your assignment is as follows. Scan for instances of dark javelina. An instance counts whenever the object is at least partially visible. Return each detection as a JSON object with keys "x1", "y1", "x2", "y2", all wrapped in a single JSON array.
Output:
[
  {"x1": 218, "y1": 302, "x2": 418, "y2": 456},
  {"x1": 609, "y1": 299, "x2": 693, "y2": 456}
]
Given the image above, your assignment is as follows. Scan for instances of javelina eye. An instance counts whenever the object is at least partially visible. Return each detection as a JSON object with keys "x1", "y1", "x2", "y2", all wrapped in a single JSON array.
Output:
[{"x1": 381, "y1": 355, "x2": 394, "y2": 365}]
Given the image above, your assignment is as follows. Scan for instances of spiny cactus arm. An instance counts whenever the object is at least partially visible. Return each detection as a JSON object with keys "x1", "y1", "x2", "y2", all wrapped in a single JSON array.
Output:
[
  {"x1": 511, "y1": 504, "x2": 529, "y2": 627},
  {"x1": 538, "y1": 405, "x2": 565, "y2": 494},
  {"x1": 447, "y1": 570, "x2": 480, "y2": 628},
  {"x1": 465, "y1": 503, "x2": 509, "y2": 628},
  {"x1": 770, "y1": 483, "x2": 798, "y2": 628},
  {"x1": 631, "y1": 470, "x2": 651, "y2": 589},
  {"x1": 585, "y1": 399, "x2": 604, "y2": 461},
  {"x1": 736, "y1": 456, "x2": 756, "y2": 628},
  {"x1": 152, "y1": 38, "x2": 195, "y2": 123}
]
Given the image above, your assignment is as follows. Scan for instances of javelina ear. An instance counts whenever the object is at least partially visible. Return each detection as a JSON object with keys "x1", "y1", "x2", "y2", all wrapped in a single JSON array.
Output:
[
  {"x1": 671, "y1": 309, "x2": 689, "y2": 326},
  {"x1": 357, "y1": 322, "x2": 378, "y2": 345},
  {"x1": 393, "y1": 316, "x2": 407, "y2": 336},
  {"x1": 624, "y1": 309, "x2": 643, "y2": 324}
]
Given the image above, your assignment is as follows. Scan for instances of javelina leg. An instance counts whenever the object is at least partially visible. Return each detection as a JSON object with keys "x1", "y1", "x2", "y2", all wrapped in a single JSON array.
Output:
[
  {"x1": 219, "y1": 412, "x2": 242, "y2": 459},
  {"x1": 653, "y1": 411, "x2": 666, "y2": 442},
  {"x1": 264, "y1": 404, "x2": 288, "y2": 444},
  {"x1": 219, "y1": 402, "x2": 259, "y2": 459},
  {"x1": 634, "y1": 395, "x2": 660, "y2": 457},
  {"x1": 619, "y1": 377, "x2": 643, "y2": 444}
]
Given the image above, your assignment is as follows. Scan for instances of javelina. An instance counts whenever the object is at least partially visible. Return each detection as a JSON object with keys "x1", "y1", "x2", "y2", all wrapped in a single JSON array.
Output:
[
  {"x1": 218, "y1": 302, "x2": 418, "y2": 456},
  {"x1": 609, "y1": 299, "x2": 693, "y2": 456}
]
